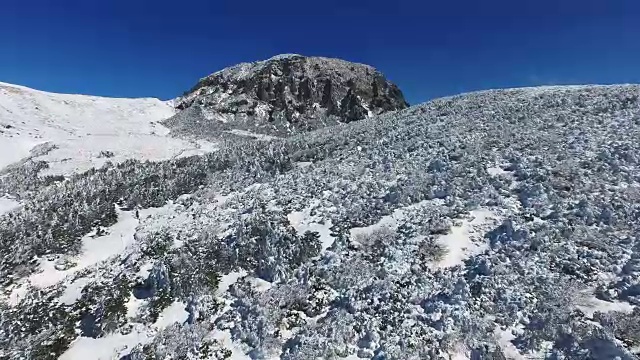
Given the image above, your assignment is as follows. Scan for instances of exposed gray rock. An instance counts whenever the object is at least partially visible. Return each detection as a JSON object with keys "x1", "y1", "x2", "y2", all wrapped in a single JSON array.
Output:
[{"x1": 164, "y1": 54, "x2": 408, "y2": 138}]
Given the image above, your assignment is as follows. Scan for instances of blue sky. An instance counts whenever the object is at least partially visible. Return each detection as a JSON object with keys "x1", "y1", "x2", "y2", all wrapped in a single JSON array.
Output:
[{"x1": 1, "y1": 0, "x2": 639, "y2": 104}]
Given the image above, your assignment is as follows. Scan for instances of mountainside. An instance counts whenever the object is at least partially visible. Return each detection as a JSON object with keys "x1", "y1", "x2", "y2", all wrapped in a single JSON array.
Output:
[
  {"x1": 2, "y1": 84, "x2": 640, "y2": 359},
  {"x1": 164, "y1": 54, "x2": 409, "y2": 138},
  {"x1": 0, "y1": 82, "x2": 216, "y2": 177}
]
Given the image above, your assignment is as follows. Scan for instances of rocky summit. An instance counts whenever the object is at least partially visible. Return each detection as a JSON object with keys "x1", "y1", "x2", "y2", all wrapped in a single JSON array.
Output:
[{"x1": 164, "y1": 54, "x2": 408, "y2": 138}]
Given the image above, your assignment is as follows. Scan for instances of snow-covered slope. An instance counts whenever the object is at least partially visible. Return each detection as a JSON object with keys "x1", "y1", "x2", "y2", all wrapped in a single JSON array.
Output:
[
  {"x1": 3, "y1": 84, "x2": 640, "y2": 360},
  {"x1": 0, "y1": 82, "x2": 216, "y2": 175}
]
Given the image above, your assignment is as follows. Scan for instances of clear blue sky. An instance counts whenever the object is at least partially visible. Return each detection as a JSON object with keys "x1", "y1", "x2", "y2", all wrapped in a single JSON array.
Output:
[{"x1": 1, "y1": 0, "x2": 639, "y2": 104}]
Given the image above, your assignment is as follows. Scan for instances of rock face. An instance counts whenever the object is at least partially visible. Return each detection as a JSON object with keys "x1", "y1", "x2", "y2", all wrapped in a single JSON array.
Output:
[{"x1": 165, "y1": 54, "x2": 408, "y2": 138}]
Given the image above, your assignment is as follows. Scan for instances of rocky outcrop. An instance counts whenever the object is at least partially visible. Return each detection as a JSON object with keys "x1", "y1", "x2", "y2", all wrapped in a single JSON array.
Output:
[{"x1": 164, "y1": 54, "x2": 408, "y2": 138}]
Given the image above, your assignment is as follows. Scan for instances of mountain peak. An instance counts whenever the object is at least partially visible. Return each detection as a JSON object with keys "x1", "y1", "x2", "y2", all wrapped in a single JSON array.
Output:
[
  {"x1": 165, "y1": 55, "x2": 408, "y2": 138},
  {"x1": 266, "y1": 53, "x2": 304, "y2": 61}
]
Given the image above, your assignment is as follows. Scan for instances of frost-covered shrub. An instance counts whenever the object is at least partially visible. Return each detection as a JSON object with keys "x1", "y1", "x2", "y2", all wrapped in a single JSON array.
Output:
[{"x1": 4, "y1": 85, "x2": 640, "y2": 358}]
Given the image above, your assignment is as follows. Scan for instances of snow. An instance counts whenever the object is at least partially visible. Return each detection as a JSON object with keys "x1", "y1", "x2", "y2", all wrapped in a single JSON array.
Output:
[
  {"x1": 0, "y1": 195, "x2": 20, "y2": 215},
  {"x1": 226, "y1": 129, "x2": 279, "y2": 141},
  {"x1": 247, "y1": 276, "x2": 273, "y2": 292},
  {"x1": 449, "y1": 346, "x2": 471, "y2": 360},
  {"x1": 0, "y1": 81, "x2": 216, "y2": 175},
  {"x1": 0, "y1": 137, "x2": 41, "y2": 169},
  {"x1": 203, "y1": 108, "x2": 229, "y2": 123},
  {"x1": 19, "y1": 206, "x2": 138, "y2": 290},
  {"x1": 493, "y1": 326, "x2": 527, "y2": 360},
  {"x1": 346, "y1": 199, "x2": 494, "y2": 274},
  {"x1": 350, "y1": 210, "x2": 399, "y2": 239},
  {"x1": 59, "y1": 325, "x2": 152, "y2": 360},
  {"x1": 58, "y1": 277, "x2": 91, "y2": 305},
  {"x1": 214, "y1": 192, "x2": 235, "y2": 206},
  {"x1": 433, "y1": 209, "x2": 498, "y2": 269},
  {"x1": 124, "y1": 261, "x2": 173, "y2": 320},
  {"x1": 5, "y1": 284, "x2": 29, "y2": 306},
  {"x1": 487, "y1": 165, "x2": 512, "y2": 177},
  {"x1": 357, "y1": 95, "x2": 374, "y2": 118},
  {"x1": 255, "y1": 103, "x2": 270, "y2": 118},
  {"x1": 39, "y1": 207, "x2": 137, "y2": 286},
  {"x1": 295, "y1": 161, "x2": 313, "y2": 169},
  {"x1": 287, "y1": 201, "x2": 335, "y2": 251},
  {"x1": 136, "y1": 201, "x2": 196, "y2": 249},
  {"x1": 61, "y1": 301, "x2": 189, "y2": 360},
  {"x1": 136, "y1": 261, "x2": 155, "y2": 279},
  {"x1": 268, "y1": 54, "x2": 303, "y2": 61},
  {"x1": 492, "y1": 324, "x2": 553, "y2": 360},
  {"x1": 339, "y1": 355, "x2": 363, "y2": 360},
  {"x1": 153, "y1": 301, "x2": 189, "y2": 329},
  {"x1": 575, "y1": 291, "x2": 636, "y2": 317},
  {"x1": 349, "y1": 200, "x2": 442, "y2": 239},
  {"x1": 211, "y1": 329, "x2": 252, "y2": 360},
  {"x1": 125, "y1": 294, "x2": 145, "y2": 319},
  {"x1": 217, "y1": 270, "x2": 248, "y2": 295},
  {"x1": 165, "y1": 138, "x2": 219, "y2": 160}
]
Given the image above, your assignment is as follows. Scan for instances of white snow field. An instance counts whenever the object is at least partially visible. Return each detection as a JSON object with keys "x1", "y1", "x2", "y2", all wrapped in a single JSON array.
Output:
[
  {"x1": 0, "y1": 195, "x2": 21, "y2": 215},
  {"x1": 0, "y1": 81, "x2": 216, "y2": 175},
  {"x1": 434, "y1": 208, "x2": 498, "y2": 269}
]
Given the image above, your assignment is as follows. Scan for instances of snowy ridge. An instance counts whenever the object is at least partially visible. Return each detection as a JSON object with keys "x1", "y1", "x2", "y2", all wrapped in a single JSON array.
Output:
[
  {"x1": 0, "y1": 81, "x2": 216, "y2": 175},
  {"x1": 438, "y1": 83, "x2": 634, "y2": 101}
]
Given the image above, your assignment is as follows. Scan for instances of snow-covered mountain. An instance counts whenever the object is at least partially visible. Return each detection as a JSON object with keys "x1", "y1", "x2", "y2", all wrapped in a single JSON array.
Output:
[
  {"x1": 164, "y1": 54, "x2": 409, "y2": 138},
  {"x1": 1, "y1": 68, "x2": 640, "y2": 359},
  {"x1": 0, "y1": 82, "x2": 216, "y2": 176},
  {"x1": 0, "y1": 55, "x2": 406, "y2": 176}
]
